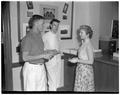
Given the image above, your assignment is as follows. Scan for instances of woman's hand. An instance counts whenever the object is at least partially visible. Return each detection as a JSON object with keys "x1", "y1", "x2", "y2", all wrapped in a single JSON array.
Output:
[{"x1": 68, "y1": 57, "x2": 79, "y2": 63}]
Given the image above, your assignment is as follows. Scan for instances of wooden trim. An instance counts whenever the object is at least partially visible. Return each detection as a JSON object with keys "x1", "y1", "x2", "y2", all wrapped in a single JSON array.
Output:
[
  {"x1": 2, "y1": 2, "x2": 13, "y2": 91},
  {"x1": 12, "y1": 62, "x2": 24, "y2": 68},
  {"x1": 17, "y1": 2, "x2": 21, "y2": 42},
  {"x1": 95, "y1": 58, "x2": 118, "y2": 66}
]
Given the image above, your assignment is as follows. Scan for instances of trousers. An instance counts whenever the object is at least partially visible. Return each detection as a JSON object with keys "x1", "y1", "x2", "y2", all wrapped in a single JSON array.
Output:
[{"x1": 23, "y1": 62, "x2": 47, "y2": 91}]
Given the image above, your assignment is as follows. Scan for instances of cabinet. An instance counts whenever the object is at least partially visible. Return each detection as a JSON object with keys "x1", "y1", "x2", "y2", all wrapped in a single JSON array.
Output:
[
  {"x1": 58, "y1": 53, "x2": 77, "y2": 91},
  {"x1": 94, "y1": 56, "x2": 119, "y2": 92}
]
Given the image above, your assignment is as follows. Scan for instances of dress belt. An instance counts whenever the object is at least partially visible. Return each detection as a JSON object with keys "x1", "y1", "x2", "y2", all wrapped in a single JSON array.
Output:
[
  {"x1": 77, "y1": 62, "x2": 93, "y2": 66},
  {"x1": 29, "y1": 62, "x2": 44, "y2": 65}
]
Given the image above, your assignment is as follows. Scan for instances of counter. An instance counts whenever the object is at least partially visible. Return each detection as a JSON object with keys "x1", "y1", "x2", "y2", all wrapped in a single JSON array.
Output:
[
  {"x1": 94, "y1": 55, "x2": 119, "y2": 92},
  {"x1": 95, "y1": 55, "x2": 118, "y2": 66}
]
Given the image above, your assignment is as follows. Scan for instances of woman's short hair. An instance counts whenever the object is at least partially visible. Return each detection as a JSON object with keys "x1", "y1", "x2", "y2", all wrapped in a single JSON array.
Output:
[
  {"x1": 28, "y1": 15, "x2": 44, "y2": 29},
  {"x1": 78, "y1": 25, "x2": 93, "y2": 39}
]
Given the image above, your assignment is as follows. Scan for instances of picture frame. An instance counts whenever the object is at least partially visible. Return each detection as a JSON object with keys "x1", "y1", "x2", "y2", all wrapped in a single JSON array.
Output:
[
  {"x1": 63, "y1": 15, "x2": 67, "y2": 20},
  {"x1": 40, "y1": 5, "x2": 58, "y2": 20},
  {"x1": 63, "y1": 3, "x2": 69, "y2": 14},
  {"x1": 59, "y1": 25, "x2": 70, "y2": 39},
  {"x1": 61, "y1": 2, "x2": 74, "y2": 40},
  {"x1": 27, "y1": 11, "x2": 33, "y2": 17},
  {"x1": 111, "y1": 20, "x2": 119, "y2": 39},
  {"x1": 26, "y1": 1, "x2": 33, "y2": 10}
]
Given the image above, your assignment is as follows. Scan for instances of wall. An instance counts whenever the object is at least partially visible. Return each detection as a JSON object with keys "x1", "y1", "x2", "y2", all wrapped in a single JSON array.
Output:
[
  {"x1": 73, "y1": 2, "x2": 100, "y2": 49},
  {"x1": 10, "y1": 2, "x2": 21, "y2": 90},
  {"x1": 10, "y1": 2, "x2": 19, "y2": 63},
  {"x1": 12, "y1": 67, "x2": 22, "y2": 91},
  {"x1": 99, "y1": 2, "x2": 118, "y2": 41}
]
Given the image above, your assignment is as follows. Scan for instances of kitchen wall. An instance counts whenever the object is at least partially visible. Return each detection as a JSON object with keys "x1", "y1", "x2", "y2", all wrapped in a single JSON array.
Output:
[
  {"x1": 99, "y1": 2, "x2": 118, "y2": 41},
  {"x1": 10, "y1": 1, "x2": 118, "y2": 90}
]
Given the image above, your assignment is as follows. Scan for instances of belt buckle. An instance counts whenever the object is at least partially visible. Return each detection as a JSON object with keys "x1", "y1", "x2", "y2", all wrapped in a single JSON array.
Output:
[{"x1": 39, "y1": 63, "x2": 43, "y2": 65}]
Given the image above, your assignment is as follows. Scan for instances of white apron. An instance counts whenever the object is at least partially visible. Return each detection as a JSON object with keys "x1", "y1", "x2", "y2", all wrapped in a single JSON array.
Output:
[
  {"x1": 42, "y1": 31, "x2": 63, "y2": 91},
  {"x1": 23, "y1": 62, "x2": 47, "y2": 91}
]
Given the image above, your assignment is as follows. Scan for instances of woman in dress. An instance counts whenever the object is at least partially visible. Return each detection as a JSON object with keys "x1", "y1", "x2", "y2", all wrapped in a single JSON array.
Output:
[{"x1": 69, "y1": 25, "x2": 95, "y2": 92}]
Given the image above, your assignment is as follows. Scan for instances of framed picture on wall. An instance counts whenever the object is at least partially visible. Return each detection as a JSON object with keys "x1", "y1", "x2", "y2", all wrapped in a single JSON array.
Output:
[
  {"x1": 59, "y1": 25, "x2": 70, "y2": 39},
  {"x1": 63, "y1": 3, "x2": 69, "y2": 14},
  {"x1": 26, "y1": 1, "x2": 33, "y2": 10},
  {"x1": 111, "y1": 20, "x2": 119, "y2": 39},
  {"x1": 27, "y1": 11, "x2": 33, "y2": 17},
  {"x1": 61, "y1": 2, "x2": 74, "y2": 40},
  {"x1": 40, "y1": 5, "x2": 58, "y2": 20},
  {"x1": 43, "y1": 8, "x2": 55, "y2": 19}
]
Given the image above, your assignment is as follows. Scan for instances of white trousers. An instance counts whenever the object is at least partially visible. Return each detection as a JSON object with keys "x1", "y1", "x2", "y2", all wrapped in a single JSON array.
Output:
[
  {"x1": 23, "y1": 62, "x2": 47, "y2": 91},
  {"x1": 46, "y1": 55, "x2": 62, "y2": 91}
]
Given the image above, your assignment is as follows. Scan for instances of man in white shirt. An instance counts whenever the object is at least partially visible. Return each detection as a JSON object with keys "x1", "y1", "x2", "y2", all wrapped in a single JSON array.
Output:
[{"x1": 42, "y1": 19, "x2": 62, "y2": 91}]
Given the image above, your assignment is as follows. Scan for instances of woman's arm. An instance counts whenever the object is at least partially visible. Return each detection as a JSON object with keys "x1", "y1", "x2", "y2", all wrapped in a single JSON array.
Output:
[
  {"x1": 78, "y1": 44, "x2": 94, "y2": 64},
  {"x1": 69, "y1": 44, "x2": 94, "y2": 65}
]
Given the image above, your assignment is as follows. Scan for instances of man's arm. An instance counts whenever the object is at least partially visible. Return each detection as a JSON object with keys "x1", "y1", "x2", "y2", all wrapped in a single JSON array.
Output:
[{"x1": 22, "y1": 50, "x2": 59, "y2": 62}]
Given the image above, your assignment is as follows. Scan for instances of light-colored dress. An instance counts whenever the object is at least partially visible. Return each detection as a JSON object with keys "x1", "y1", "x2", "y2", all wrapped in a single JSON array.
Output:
[
  {"x1": 42, "y1": 31, "x2": 63, "y2": 91},
  {"x1": 74, "y1": 41, "x2": 95, "y2": 92}
]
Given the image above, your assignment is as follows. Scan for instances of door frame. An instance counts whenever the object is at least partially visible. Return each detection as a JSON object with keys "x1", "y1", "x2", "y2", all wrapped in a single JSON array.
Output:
[{"x1": 2, "y1": 2, "x2": 13, "y2": 91}]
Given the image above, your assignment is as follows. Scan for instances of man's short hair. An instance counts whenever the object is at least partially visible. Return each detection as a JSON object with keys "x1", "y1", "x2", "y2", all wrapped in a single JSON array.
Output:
[
  {"x1": 28, "y1": 15, "x2": 44, "y2": 29},
  {"x1": 50, "y1": 19, "x2": 60, "y2": 25}
]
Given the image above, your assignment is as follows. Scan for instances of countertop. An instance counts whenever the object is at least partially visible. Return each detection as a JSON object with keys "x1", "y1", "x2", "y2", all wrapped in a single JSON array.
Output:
[
  {"x1": 95, "y1": 55, "x2": 118, "y2": 66},
  {"x1": 62, "y1": 53, "x2": 118, "y2": 66}
]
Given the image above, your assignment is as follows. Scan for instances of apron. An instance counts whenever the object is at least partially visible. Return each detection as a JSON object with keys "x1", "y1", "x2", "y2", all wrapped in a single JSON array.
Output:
[
  {"x1": 23, "y1": 62, "x2": 47, "y2": 91},
  {"x1": 42, "y1": 31, "x2": 63, "y2": 91},
  {"x1": 45, "y1": 54, "x2": 62, "y2": 91}
]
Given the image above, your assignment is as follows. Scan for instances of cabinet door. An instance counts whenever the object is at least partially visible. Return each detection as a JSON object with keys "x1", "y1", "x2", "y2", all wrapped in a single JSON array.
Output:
[
  {"x1": 64, "y1": 60, "x2": 76, "y2": 91},
  {"x1": 94, "y1": 61, "x2": 105, "y2": 91},
  {"x1": 94, "y1": 61, "x2": 119, "y2": 92}
]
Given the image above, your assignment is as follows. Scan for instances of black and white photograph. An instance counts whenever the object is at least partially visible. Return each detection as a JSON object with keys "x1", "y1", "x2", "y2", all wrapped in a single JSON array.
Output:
[
  {"x1": 26, "y1": 1, "x2": 33, "y2": 9},
  {"x1": 27, "y1": 11, "x2": 33, "y2": 17},
  {"x1": 63, "y1": 3, "x2": 69, "y2": 14},
  {"x1": 43, "y1": 8, "x2": 55, "y2": 19},
  {"x1": 40, "y1": 5, "x2": 58, "y2": 20},
  {"x1": 1, "y1": 1, "x2": 119, "y2": 94}
]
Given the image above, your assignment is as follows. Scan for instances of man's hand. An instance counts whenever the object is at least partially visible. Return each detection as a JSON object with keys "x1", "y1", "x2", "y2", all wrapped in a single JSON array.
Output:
[
  {"x1": 50, "y1": 49, "x2": 60, "y2": 55},
  {"x1": 43, "y1": 53, "x2": 53, "y2": 60},
  {"x1": 43, "y1": 49, "x2": 60, "y2": 60},
  {"x1": 47, "y1": 49, "x2": 60, "y2": 55}
]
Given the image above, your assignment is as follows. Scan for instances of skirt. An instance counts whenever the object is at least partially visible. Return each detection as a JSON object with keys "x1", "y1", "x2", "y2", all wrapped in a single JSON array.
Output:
[{"x1": 74, "y1": 63, "x2": 95, "y2": 92}]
